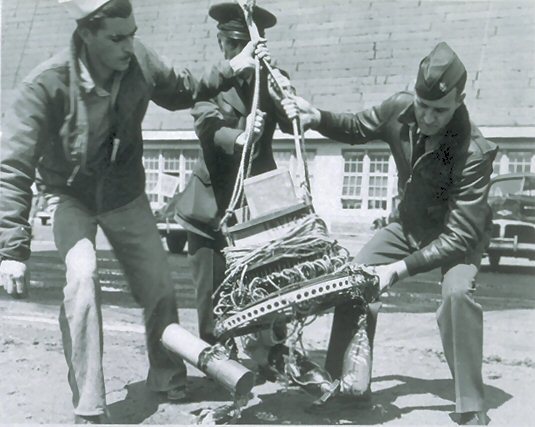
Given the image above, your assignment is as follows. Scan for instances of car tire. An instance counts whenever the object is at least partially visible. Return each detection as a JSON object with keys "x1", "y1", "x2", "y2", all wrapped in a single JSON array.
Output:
[
  {"x1": 166, "y1": 233, "x2": 187, "y2": 254},
  {"x1": 488, "y1": 254, "x2": 500, "y2": 269}
]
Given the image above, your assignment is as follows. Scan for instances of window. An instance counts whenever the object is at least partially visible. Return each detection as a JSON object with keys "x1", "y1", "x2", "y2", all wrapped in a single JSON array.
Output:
[
  {"x1": 341, "y1": 152, "x2": 364, "y2": 209},
  {"x1": 508, "y1": 151, "x2": 532, "y2": 173},
  {"x1": 142, "y1": 153, "x2": 160, "y2": 203},
  {"x1": 341, "y1": 151, "x2": 394, "y2": 211},
  {"x1": 367, "y1": 155, "x2": 390, "y2": 209},
  {"x1": 143, "y1": 148, "x2": 200, "y2": 205},
  {"x1": 492, "y1": 152, "x2": 503, "y2": 177}
]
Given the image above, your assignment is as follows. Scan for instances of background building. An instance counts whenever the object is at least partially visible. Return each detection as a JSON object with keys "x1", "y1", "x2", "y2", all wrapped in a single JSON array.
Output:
[{"x1": 2, "y1": 0, "x2": 534, "y2": 230}]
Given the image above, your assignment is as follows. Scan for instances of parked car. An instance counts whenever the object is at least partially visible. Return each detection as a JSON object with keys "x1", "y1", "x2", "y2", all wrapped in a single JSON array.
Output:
[{"x1": 486, "y1": 172, "x2": 535, "y2": 268}]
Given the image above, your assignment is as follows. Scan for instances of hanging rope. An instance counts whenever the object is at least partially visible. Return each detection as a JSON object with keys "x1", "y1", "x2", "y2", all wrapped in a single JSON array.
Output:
[{"x1": 219, "y1": 0, "x2": 312, "y2": 231}]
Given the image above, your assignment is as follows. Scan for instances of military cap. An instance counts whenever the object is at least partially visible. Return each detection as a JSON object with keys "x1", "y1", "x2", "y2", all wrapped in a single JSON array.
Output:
[
  {"x1": 415, "y1": 42, "x2": 467, "y2": 100},
  {"x1": 58, "y1": 0, "x2": 113, "y2": 20},
  {"x1": 209, "y1": 2, "x2": 277, "y2": 40}
]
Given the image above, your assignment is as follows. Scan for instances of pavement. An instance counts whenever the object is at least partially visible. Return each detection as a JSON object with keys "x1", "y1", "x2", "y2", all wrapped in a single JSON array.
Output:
[{"x1": 0, "y1": 224, "x2": 534, "y2": 426}]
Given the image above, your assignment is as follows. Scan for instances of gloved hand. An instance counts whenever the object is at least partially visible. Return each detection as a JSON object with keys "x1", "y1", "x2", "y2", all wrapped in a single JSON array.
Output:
[
  {"x1": 236, "y1": 109, "x2": 266, "y2": 148},
  {"x1": 0, "y1": 259, "x2": 29, "y2": 298},
  {"x1": 280, "y1": 95, "x2": 321, "y2": 128},
  {"x1": 229, "y1": 39, "x2": 271, "y2": 74},
  {"x1": 372, "y1": 261, "x2": 408, "y2": 294}
]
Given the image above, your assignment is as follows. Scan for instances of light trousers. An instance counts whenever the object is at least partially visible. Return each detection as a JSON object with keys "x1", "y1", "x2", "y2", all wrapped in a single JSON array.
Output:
[
  {"x1": 325, "y1": 222, "x2": 485, "y2": 413},
  {"x1": 53, "y1": 194, "x2": 186, "y2": 416}
]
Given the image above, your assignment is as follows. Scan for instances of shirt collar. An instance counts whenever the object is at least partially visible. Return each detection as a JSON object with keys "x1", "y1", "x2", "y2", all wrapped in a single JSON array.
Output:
[
  {"x1": 78, "y1": 57, "x2": 99, "y2": 94},
  {"x1": 78, "y1": 47, "x2": 124, "y2": 98}
]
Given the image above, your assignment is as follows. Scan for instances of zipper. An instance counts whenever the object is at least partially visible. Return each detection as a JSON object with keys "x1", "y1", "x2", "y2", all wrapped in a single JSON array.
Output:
[
  {"x1": 404, "y1": 127, "x2": 433, "y2": 190},
  {"x1": 111, "y1": 137, "x2": 120, "y2": 163},
  {"x1": 66, "y1": 165, "x2": 80, "y2": 187}
]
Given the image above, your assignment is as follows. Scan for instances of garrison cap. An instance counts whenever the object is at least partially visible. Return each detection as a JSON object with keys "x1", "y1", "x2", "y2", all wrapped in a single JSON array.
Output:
[
  {"x1": 415, "y1": 42, "x2": 467, "y2": 100},
  {"x1": 209, "y1": 2, "x2": 277, "y2": 40},
  {"x1": 58, "y1": 0, "x2": 113, "y2": 20}
]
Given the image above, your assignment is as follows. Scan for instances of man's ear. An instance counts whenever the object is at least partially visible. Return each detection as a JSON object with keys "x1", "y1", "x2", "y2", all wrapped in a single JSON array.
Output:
[
  {"x1": 457, "y1": 92, "x2": 466, "y2": 106},
  {"x1": 217, "y1": 35, "x2": 224, "y2": 53}
]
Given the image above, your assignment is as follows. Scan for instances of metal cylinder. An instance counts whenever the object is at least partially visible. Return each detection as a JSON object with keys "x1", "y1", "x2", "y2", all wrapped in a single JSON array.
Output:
[{"x1": 161, "y1": 324, "x2": 255, "y2": 398}]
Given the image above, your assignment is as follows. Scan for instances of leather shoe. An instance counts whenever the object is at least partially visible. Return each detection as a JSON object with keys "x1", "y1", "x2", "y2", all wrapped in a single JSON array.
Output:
[
  {"x1": 166, "y1": 385, "x2": 188, "y2": 402},
  {"x1": 459, "y1": 411, "x2": 490, "y2": 425},
  {"x1": 74, "y1": 414, "x2": 104, "y2": 424}
]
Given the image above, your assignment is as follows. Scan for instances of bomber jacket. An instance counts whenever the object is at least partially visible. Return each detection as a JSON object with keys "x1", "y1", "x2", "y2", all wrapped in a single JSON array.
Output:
[
  {"x1": 191, "y1": 67, "x2": 293, "y2": 220},
  {"x1": 0, "y1": 33, "x2": 239, "y2": 262},
  {"x1": 316, "y1": 91, "x2": 498, "y2": 275}
]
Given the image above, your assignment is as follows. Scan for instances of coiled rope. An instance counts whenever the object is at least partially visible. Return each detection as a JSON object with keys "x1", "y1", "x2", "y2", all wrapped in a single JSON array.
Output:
[{"x1": 213, "y1": 214, "x2": 351, "y2": 317}]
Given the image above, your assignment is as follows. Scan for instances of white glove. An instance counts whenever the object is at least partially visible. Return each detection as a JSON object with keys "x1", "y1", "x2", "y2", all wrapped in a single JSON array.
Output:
[
  {"x1": 280, "y1": 95, "x2": 322, "y2": 128},
  {"x1": 236, "y1": 109, "x2": 266, "y2": 147},
  {"x1": 0, "y1": 259, "x2": 29, "y2": 298},
  {"x1": 229, "y1": 39, "x2": 271, "y2": 74}
]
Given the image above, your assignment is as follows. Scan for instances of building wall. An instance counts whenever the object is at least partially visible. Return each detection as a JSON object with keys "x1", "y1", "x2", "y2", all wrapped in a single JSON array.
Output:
[{"x1": 143, "y1": 137, "x2": 535, "y2": 231}]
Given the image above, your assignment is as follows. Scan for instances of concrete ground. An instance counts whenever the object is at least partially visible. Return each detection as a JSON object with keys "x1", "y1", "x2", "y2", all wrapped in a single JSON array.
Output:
[{"x1": 0, "y1": 224, "x2": 534, "y2": 426}]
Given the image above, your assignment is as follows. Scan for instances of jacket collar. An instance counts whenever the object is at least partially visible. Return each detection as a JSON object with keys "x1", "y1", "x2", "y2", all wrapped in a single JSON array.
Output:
[{"x1": 221, "y1": 72, "x2": 254, "y2": 116}]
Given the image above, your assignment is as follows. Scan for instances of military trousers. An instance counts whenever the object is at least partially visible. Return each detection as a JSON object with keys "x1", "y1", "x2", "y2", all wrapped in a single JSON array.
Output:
[
  {"x1": 53, "y1": 193, "x2": 186, "y2": 416},
  {"x1": 187, "y1": 231, "x2": 285, "y2": 366},
  {"x1": 325, "y1": 221, "x2": 485, "y2": 413}
]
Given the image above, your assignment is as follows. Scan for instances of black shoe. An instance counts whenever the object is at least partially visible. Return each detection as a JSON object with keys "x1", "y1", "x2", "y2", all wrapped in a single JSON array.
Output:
[
  {"x1": 166, "y1": 384, "x2": 188, "y2": 402},
  {"x1": 74, "y1": 414, "x2": 104, "y2": 424},
  {"x1": 458, "y1": 411, "x2": 490, "y2": 425}
]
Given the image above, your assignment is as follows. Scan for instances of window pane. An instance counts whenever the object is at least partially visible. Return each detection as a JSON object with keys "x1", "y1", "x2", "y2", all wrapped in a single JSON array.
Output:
[
  {"x1": 341, "y1": 152, "x2": 364, "y2": 209},
  {"x1": 508, "y1": 151, "x2": 531, "y2": 173},
  {"x1": 367, "y1": 154, "x2": 389, "y2": 210}
]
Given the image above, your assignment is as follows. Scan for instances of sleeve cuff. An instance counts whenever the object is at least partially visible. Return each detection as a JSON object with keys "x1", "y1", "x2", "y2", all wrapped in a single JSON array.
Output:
[
  {"x1": 213, "y1": 128, "x2": 243, "y2": 155},
  {"x1": 403, "y1": 251, "x2": 427, "y2": 276},
  {"x1": 317, "y1": 109, "x2": 336, "y2": 132}
]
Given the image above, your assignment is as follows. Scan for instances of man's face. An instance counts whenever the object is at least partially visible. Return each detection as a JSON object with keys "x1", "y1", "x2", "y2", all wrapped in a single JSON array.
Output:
[
  {"x1": 218, "y1": 35, "x2": 246, "y2": 60},
  {"x1": 81, "y1": 13, "x2": 138, "y2": 74},
  {"x1": 414, "y1": 89, "x2": 465, "y2": 136}
]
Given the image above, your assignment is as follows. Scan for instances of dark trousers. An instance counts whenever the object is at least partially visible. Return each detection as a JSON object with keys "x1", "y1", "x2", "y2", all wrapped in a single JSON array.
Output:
[
  {"x1": 187, "y1": 231, "x2": 286, "y2": 364},
  {"x1": 325, "y1": 222, "x2": 485, "y2": 413},
  {"x1": 187, "y1": 231, "x2": 227, "y2": 344}
]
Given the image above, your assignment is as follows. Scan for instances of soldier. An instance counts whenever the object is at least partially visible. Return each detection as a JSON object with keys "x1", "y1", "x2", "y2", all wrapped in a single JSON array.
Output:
[
  {"x1": 0, "y1": 0, "x2": 265, "y2": 423},
  {"x1": 281, "y1": 42, "x2": 497, "y2": 425},
  {"x1": 177, "y1": 1, "x2": 294, "y2": 375}
]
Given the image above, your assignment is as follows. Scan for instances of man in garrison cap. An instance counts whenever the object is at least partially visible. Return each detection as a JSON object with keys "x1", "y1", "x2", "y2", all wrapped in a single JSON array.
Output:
[
  {"x1": 174, "y1": 1, "x2": 298, "y2": 379},
  {"x1": 0, "y1": 0, "x2": 267, "y2": 423},
  {"x1": 281, "y1": 42, "x2": 497, "y2": 425}
]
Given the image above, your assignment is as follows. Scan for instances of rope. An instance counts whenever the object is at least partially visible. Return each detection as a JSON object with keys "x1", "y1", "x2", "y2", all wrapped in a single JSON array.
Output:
[
  {"x1": 220, "y1": 0, "x2": 313, "y2": 230},
  {"x1": 213, "y1": 214, "x2": 351, "y2": 317},
  {"x1": 219, "y1": 57, "x2": 261, "y2": 229}
]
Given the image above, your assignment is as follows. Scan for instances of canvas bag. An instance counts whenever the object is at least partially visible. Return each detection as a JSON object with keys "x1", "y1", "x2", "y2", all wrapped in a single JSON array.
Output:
[{"x1": 174, "y1": 159, "x2": 220, "y2": 228}]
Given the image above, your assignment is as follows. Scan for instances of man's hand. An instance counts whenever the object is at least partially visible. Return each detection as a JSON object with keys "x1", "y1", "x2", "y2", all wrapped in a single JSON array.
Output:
[
  {"x1": 229, "y1": 39, "x2": 271, "y2": 74},
  {"x1": 373, "y1": 261, "x2": 408, "y2": 294},
  {"x1": 280, "y1": 95, "x2": 321, "y2": 128},
  {"x1": 0, "y1": 260, "x2": 29, "y2": 298},
  {"x1": 236, "y1": 109, "x2": 266, "y2": 147}
]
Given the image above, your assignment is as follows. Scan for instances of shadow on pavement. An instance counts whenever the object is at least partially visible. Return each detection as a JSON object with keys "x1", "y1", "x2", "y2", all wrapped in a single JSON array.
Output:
[
  {"x1": 107, "y1": 381, "x2": 163, "y2": 424},
  {"x1": 107, "y1": 376, "x2": 234, "y2": 424},
  {"x1": 238, "y1": 375, "x2": 512, "y2": 425},
  {"x1": 480, "y1": 264, "x2": 535, "y2": 275}
]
